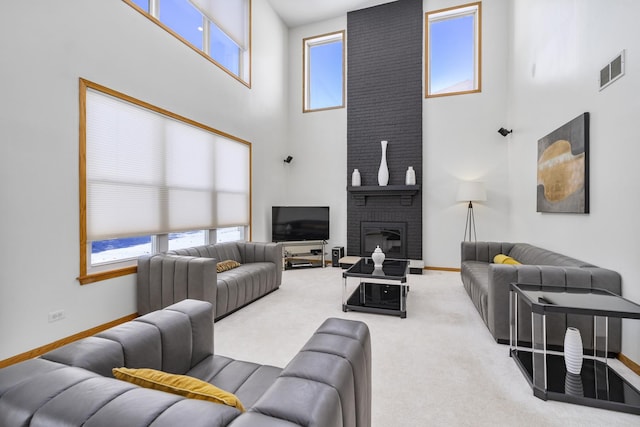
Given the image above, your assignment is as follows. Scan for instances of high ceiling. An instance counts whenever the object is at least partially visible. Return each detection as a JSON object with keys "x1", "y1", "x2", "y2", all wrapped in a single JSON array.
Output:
[{"x1": 267, "y1": 0, "x2": 397, "y2": 28}]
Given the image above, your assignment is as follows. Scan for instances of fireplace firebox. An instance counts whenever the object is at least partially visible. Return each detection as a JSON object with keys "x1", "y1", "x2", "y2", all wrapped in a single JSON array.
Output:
[{"x1": 360, "y1": 222, "x2": 407, "y2": 259}]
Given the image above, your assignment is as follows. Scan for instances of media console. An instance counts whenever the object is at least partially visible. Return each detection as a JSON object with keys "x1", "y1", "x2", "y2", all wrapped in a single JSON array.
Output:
[{"x1": 280, "y1": 240, "x2": 327, "y2": 270}]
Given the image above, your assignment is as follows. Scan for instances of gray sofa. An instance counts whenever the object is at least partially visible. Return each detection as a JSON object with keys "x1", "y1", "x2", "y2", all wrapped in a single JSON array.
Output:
[
  {"x1": 0, "y1": 299, "x2": 371, "y2": 427},
  {"x1": 461, "y1": 241, "x2": 622, "y2": 353},
  {"x1": 137, "y1": 241, "x2": 282, "y2": 319}
]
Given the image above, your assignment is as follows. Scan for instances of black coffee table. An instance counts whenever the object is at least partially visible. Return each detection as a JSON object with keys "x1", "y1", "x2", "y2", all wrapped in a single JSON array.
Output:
[
  {"x1": 509, "y1": 283, "x2": 640, "y2": 415},
  {"x1": 342, "y1": 258, "x2": 409, "y2": 318}
]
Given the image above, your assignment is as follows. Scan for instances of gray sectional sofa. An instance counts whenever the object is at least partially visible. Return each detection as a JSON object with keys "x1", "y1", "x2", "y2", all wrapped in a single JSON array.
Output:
[
  {"x1": 137, "y1": 241, "x2": 282, "y2": 319},
  {"x1": 461, "y1": 241, "x2": 622, "y2": 353},
  {"x1": 0, "y1": 299, "x2": 371, "y2": 427}
]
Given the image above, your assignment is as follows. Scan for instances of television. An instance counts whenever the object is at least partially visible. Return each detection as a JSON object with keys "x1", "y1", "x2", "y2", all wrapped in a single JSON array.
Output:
[{"x1": 272, "y1": 206, "x2": 330, "y2": 242}]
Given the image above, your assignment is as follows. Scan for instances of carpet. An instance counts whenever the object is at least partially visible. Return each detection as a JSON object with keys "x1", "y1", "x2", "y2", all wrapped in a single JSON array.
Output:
[{"x1": 214, "y1": 267, "x2": 639, "y2": 426}]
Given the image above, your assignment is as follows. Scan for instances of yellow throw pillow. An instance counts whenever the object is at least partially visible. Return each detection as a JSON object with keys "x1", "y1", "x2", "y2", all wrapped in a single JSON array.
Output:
[
  {"x1": 493, "y1": 254, "x2": 509, "y2": 264},
  {"x1": 493, "y1": 254, "x2": 521, "y2": 265},
  {"x1": 112, "y1": 367, "x2": 245, "y2": 412},
  {"x1": 217, "y1": 260, "x2": 241, "y2": 273}
]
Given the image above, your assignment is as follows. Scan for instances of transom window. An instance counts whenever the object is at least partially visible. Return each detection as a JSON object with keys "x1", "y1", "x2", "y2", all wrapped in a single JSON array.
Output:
[
  {"x1": 303, "y1": 31, "x2": 345, "y2": 112},
  {"x1": 425, "y1": 2, "x2": 481, "y2": 97},
  {"x1": 79, "y1": 79, "x2": 251, "y2": 284},
  {"x1": 124, "y1": 0, "x2": 250, "y2": 86}
]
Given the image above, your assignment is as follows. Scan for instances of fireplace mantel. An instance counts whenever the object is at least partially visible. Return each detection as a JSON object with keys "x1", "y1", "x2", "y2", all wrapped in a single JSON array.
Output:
[{"x1": 347, "y1": 185, "x2": 420, "y2": 206}]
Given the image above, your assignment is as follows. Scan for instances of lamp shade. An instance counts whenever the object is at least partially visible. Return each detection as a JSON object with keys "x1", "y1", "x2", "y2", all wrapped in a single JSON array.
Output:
[{"x1": 456, "y1": 181, "x2": 487, "y2": 202}]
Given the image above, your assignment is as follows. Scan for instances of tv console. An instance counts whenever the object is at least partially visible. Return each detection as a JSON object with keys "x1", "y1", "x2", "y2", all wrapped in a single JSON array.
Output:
[{"x1": 280, "y1": 240, "x2": 327, "y2": 270}]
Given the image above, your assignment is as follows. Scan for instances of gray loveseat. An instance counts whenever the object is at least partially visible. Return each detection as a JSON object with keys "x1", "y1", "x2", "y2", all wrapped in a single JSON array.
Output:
[
  {"x1": 0, "y1": 299, "x2": 371, "y2": 427},
  {"x1": 461, "y1": 241, "x2": 622, "y2": 353},
  {"x1": 137, "y1": 241, "x2": 282, "y2": 319}
]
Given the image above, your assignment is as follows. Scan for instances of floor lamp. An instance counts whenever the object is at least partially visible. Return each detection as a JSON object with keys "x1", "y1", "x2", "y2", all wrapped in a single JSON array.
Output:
[{"x1": 456, "y1": 181, "x2": 487, "y2": 242}]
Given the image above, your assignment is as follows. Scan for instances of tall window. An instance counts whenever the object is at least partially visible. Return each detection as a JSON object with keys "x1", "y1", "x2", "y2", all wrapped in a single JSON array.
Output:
[
  {"x1": 123, "y1": 0, "x2": 251, "y2": 86},
  {"x1": 303, "y1": 31, "x2": 345, "y2": 112},
  {"x1": 425, "y1": 2, "x2": 481, "y2": 97},
  {"x1": 79, "y1": 79, "x2": 251, "y2": 284}
]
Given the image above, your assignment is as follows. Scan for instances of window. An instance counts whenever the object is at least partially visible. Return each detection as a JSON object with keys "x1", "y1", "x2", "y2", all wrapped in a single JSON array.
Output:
[
  {"x1": 425, "y1": 2, "x2": 481, "y2": 97},
  {"x1": 168, "y1": 230, "x2": 206, "y2": 250},
  {"x1": 303, "y1": 31, "x2": 345, "y2": 112},
  {"x1": 216, "y1": 226, "x2": 245, "y2": 243},
  {"x1": 79, "y1": 78, "x2": 251, "y2": 284},
  {"x1": 123, "y1": 0, "x2": 251, "y2": 86}
]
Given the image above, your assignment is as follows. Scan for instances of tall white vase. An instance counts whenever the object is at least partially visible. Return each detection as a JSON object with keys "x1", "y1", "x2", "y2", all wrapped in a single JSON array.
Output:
[
  {"x1": 378, "y1": 140, "x2": 389, "y2": 186},
  {"x1": 564, "y1": 327, "x2": 583, "y2": 375}
]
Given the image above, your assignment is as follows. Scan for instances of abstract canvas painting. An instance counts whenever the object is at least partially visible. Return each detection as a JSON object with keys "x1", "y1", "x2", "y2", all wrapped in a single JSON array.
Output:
[{"x1": 537, "y1": 113, "x2": 589, "y2": 213}]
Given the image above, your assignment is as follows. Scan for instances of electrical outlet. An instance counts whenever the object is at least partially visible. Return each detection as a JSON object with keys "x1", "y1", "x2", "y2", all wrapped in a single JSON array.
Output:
[{"x1": 48, "y1": 309, "x2": 65, "y2": 323}]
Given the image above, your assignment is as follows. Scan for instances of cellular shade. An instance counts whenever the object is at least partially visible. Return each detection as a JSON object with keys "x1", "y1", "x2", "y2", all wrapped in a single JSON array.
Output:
[
  {"x1": 85, "y1": 88, "x2": 250, "y2": 241},
  {"x1": 189, "y1": 0, "x2": 248, "y2": 49}
]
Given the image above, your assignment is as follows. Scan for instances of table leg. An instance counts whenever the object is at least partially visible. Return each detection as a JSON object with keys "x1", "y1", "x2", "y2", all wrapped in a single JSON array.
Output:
[
  {"x1": 509, "y1": 290, "x2": 519, "y2": 349},
  {"x1": 593, "y1": 315, "x2": 609, "y2": 362},
  {"x1": 531, "y1": 311, "x2": 548, "y2": 396},
  {"x1": 342, "y1": 276, "x2": 347, "y2": 312}
]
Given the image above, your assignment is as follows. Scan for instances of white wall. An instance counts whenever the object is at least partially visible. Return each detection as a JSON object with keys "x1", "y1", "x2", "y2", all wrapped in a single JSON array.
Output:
[
  {"x1": 423, "y1": 0, "x2": 511, "y2": 267},
  {"x1": 0, "y1": 0, "x2": 288, "y2": 360},
  {"x1": 508, "y1": 0, "x2": 640, "y2": 362},
  {"x1": 285, "y1": 17, "x2": 349, "y2": 252}
]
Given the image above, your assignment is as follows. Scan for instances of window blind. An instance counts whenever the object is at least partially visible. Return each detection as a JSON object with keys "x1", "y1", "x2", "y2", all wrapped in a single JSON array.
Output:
[
  {"x1": 85, "y1": 88, "x2": 250, "y2": 241},
  {"x1": 189, "y1": 0, "x2": 249, "y2": 49}
]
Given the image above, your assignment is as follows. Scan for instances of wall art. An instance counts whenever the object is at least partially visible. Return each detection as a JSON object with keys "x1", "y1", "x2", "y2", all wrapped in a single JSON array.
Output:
[{"x1": 537, "y1": 112, "x2": 589, "y2": 213}]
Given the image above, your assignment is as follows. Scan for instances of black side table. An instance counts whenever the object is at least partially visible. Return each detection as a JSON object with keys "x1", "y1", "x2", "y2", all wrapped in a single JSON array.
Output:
[{"x1": 509, "y1": 283, "x2": 640, "y2": 415}]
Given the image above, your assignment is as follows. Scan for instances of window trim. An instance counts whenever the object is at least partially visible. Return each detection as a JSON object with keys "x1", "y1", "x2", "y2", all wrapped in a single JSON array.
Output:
[
  {"x1": 302, "y1": 30, "x2": 346, "y2": 113},
  {"x1": 78, "y1": 78, "x2": 252, "y2": 285},
  {"x1": 122, "y1": 0, "x2": 252, "y2": 88},
  {"x1": 425, "y1": 2, "x2": 482, "y2": 98}
]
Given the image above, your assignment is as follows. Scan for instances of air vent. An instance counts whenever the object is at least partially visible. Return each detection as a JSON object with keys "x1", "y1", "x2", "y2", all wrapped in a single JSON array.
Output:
[{"x1": 599, "y1": 50, "x2": 625, "y2": 91}]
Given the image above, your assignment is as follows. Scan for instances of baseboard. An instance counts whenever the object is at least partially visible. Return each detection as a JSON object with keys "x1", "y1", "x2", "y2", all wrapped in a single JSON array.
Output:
[
  {"x1": 0, "y1": 312, "x2": 138, "y2": 369},
  {"x1": 425, "y1": 266, "x2": 461, "y2": 272},
  {"x1": 619, "y1": 353, "x2": 640, "y2": 376}
]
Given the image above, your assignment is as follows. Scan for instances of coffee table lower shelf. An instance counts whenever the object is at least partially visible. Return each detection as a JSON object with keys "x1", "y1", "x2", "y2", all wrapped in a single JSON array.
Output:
[
  {"x1": 343, "y1": 282, "x2": 407, "y2": 318},
  {"x1": 510, "y1": 349, "x2": 640, "y2": 415}
]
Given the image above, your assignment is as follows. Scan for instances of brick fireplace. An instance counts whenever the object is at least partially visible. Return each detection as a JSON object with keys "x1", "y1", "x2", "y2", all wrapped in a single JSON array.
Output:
[{"x1": 346, "y1": 0, "x2": 423, "y2": 262}]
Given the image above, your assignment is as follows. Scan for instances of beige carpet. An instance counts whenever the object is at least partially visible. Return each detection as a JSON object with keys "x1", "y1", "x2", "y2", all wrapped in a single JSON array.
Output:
[{"x1": 214, "y1": 267, "x2": 640, "y2": 426}]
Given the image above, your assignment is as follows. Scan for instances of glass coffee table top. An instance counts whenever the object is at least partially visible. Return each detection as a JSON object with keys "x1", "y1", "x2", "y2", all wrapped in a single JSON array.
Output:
[
  {"x1": 512, "y1": 284, "x2": 640, "y2": 318},
  {"x1": 343, "y1": 257, "x2": 409, "y2": 281}
]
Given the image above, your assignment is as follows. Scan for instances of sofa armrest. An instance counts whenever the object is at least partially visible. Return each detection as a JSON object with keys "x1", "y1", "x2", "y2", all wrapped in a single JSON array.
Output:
[
  {"x1": 137, "y1": 254, "x2": 217, "y2": 316},
  {"x1": 234, "y1": 318, "x2": 371, "y2": 427},
  {"x1": 461, "y1": 241, "x2": 515, "y2": 263},
  {"x1": 237, "y1": 242, "x2": 283, "y2": 285}
]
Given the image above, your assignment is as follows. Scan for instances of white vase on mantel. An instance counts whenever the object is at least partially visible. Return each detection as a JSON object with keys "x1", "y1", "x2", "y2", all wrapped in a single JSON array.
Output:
[
  {"x1": 378, "y1": 140, "x2": 389, "y2": 186},
  {"x1": 351, "y1": 169, "x2": 361, "y2": 187},
  {"x1": 405, "y1": 166, "x2": 416, "y2": 185},
  {"x1": 371, "y1": 245, "x2": 385, "y2": 268}
]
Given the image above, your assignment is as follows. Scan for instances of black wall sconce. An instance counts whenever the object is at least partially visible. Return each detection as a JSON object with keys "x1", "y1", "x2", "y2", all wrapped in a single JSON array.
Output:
[
  {"x1": 283, "y1": 155, "x2": 293, "y2": 164},
  {"x1": 498, "y1": 127, "x2": 513, "y2": 137}
]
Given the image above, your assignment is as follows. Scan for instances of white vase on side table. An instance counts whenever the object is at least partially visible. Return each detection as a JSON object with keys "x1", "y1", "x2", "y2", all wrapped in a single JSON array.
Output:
[{"x1": 564, "y1": 327, "x2": 583, "y2": 374}]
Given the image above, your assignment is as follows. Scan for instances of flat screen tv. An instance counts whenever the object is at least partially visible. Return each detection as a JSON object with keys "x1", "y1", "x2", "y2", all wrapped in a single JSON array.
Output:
[{"x1": 272, "y1": 206, "x2": 330, "y2": 242}]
